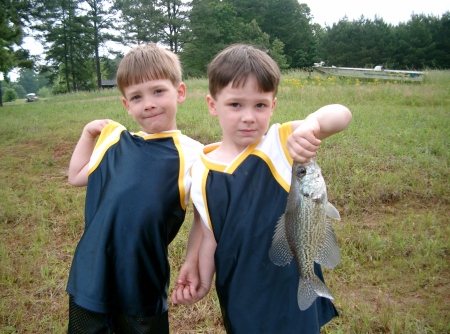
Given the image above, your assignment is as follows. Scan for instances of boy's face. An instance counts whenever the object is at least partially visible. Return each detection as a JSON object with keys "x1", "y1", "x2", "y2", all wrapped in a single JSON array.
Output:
[
  {"x1": 207, "y1": 75, "x2": 276, "y2": 152},
  {"x1": 122, "y1": 79, "x2": 186, "y2": 134}
]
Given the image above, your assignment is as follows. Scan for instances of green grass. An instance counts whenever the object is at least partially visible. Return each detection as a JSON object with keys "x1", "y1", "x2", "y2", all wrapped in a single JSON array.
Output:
[{"x1": 1, "y1": 70, "x2": 449, "y2": 333}]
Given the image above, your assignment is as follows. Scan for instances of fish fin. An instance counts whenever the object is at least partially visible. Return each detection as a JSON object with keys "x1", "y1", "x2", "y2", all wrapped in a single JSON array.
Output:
[
  {"x1": 269, "y1": 214, "x2": 293, "y2": 266},
  {"x1": 325, "y1": 202, "x2": 341, "y2": 220},
  {"x1": 297, "y1": 276, "x2": 334, "y2": 311},
  {"x1": 315, "y1": 219, "x2": 341, "y2": 269}
]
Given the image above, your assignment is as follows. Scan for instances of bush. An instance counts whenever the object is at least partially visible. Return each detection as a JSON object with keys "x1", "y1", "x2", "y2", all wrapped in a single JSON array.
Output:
[
  {"x1": 37, "y1": 86, "x2": 51, "y2": 98},
  {"x1": 51, "y1": 83, "x2": 68, "y2": 95},
  {"x1": 4, "y1": 88, "x2": 18, "y2": 102}
]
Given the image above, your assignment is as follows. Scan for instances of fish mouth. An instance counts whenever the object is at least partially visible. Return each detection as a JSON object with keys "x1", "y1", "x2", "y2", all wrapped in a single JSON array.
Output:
[{"x1": 302, "y1": 180, "x2": 326, "y2": 199}]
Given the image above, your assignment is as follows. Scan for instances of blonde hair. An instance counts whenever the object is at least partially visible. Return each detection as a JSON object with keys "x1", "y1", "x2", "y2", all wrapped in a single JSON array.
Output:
[
  {"x1": 207, "y1": 44, "x2": 281, "y2": 99},
  {"x1": 116, "y1": 44, "x2": 182, "y2": 96}
]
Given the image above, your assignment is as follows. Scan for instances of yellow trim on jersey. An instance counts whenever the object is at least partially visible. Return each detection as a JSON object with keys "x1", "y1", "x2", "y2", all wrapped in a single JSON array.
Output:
[
  {"x1": 225, "y1": 140, "x2": 262, "y2": 174},
  {"x1": 278, "y1": 122, "x2": 294, "y2": 166},
  {"x1": 251, "y1": 150, "x2": 290, "y2": 193},
  {"x1": 172, "y1": 134, "x2": 187, "y2": 210},
  {"x1": 133, "y1": 130, "x2": 181, "y2": 139},
  {"x1": 200, "y1": 144, "x2": 227, "y2": 172},
  {"x1": 201, "y1": 167, "x2": 214, "y2": 231},
  {"x1": 89, "y1": 122, "x2": 126, "y2": 175}
]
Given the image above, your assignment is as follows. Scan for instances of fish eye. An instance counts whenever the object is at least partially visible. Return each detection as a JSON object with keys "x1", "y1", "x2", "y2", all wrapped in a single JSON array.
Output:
[{"x1": 296, "y1": 166, "x2": 307, "y2": 177}]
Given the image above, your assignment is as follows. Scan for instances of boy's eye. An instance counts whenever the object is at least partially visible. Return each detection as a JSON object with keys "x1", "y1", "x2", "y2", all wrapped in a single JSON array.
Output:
[
  {"x1": 230, "y1": 103, "x2": 240, "y2": 108},
  {"x1": 130, "y1": 95, "x2": 141, "y2": 101},
  {"x1": 256, "y1": 103, "x2": 266, "y2": 108},
  {"x1": 155, "y1": 89, "x2": 164, "y2": 94}
]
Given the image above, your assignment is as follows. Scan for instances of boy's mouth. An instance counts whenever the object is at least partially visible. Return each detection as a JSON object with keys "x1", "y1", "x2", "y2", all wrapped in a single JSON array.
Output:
[
  {"x1": 145, "y1": 111, "x2": 164, "y2": 119},
  {"x1": 240, "y1": 129, "x2": 256, "y2": 134}
]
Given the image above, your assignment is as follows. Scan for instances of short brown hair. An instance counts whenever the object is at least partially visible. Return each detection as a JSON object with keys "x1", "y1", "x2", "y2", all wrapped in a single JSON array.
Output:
[
  {"x1": 116, "y1": 44, "x2": 182, "y2": 96},
  {"x1": 207, "y1": 44, "x2": 281, "y2": 99}
]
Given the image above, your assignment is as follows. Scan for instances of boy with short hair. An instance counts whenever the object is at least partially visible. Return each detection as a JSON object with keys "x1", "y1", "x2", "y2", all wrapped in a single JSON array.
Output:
[
  {"x1": 172, "y1": 44, "x2": 352, "y2": 333},
  {"x1": 66, "y1": 44, "x2": 203, "y2": 333}
]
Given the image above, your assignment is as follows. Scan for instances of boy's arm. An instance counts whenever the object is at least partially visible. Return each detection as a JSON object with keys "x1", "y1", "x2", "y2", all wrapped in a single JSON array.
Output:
[
  {"x1": 172, "y1": 212, "x2": 216, "y2": 305},
  {"x1": 288, "y1": 104, "x2": 352, "y2": 163},
  {"x1": 172, "y1": 207, "x2": 203, "y2": 291},
  {"x1": 68, "y1": 119, "x2": 112, "y2": 186}
]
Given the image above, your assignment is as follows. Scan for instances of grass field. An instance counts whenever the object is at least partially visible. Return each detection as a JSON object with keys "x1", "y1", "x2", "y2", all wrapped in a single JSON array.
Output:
[{"x1": 1, "y1": 70, "x2": 449, "y2": 333}]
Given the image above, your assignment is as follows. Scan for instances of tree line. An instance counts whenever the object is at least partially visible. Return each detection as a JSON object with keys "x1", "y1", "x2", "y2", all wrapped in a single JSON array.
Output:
[{"x1": 1, "y1": 0, "x2": 449, "y2": 102}]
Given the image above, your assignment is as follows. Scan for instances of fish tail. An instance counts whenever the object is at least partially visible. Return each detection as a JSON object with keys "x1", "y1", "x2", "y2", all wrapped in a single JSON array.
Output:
[{"x1": 297, "y1": 276, "x2": 334, "y2": 311}]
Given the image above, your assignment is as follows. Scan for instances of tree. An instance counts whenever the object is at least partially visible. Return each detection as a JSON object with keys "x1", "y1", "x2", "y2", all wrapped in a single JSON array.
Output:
[
  {"x1": 33, "y1": 0, "x2": 96, "y2": 92},
  {"x1": 395, "y1": 14, "x2": 435, "y2": 69},
  {"x1": 114, "y1": 0, "x2": 190, "y2": 53},
  {"x1": 17, "y1": 68, "x2": 38, "y2": 93},
  {"x1": 0, "y1": 0, "x2": 33, "y2": 106},
  {"x1": 12, "y1": 83, "x2": 26, "y2": 97},
  {"x1": 17, "y1": 67, "x2": 50, "y2": 93},
  {"x1": 157, "y1": 0, "x2": 191, "y2": 53},
  {"x1": 113, "y1": 0, "x2": 162, "y2": 45},
  {"x1": 269, "y1": 38, "x2": 288, "y2": 70},
  {"x1": 432, "y1": 12, "x2": 450, "y2": 68},
  {"x1": 181, "y1": 0, "x2": 245, "y2": 77},
  {"x1": 101, "y1": 56, "x2": 121, "y2": 80},
  {"x1": 320, "y1": 16, "x2": 396, "y2": 68},
  {"x1": 226, "y1": 0, "x2": 316, "y2": 68},
  {"x1": 181, "y1": 0, "x2": 274, "y2": 77},
  {"x1": 84, "y1": 0, "x2": 118, "y2": 89}
]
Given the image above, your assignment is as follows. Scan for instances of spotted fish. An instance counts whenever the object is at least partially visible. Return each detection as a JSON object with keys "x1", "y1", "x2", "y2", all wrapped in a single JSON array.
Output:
[{"x1": 269, "y1": 159, "x2": 341, "y2": 311}]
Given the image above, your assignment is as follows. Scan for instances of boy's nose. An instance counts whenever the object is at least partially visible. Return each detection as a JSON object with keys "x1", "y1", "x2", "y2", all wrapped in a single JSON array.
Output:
[
  {"x1": 241, "y1": 108, "x2": 255, "y2": 122},
  {"x1": 144, "y1": 97, "x2": 156, "y2": 109}
]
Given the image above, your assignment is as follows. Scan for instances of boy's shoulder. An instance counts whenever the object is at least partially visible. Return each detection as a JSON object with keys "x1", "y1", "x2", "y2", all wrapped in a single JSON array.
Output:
[
  {"x1": 98, "y1": 121, "x2": 203, "y2": 153},
  {"x1": 178, "y1": 132, "x2": 203, "y2": 147},
  {"x1": 259, "y1": 122, "x2": 293, "y2": 147}
]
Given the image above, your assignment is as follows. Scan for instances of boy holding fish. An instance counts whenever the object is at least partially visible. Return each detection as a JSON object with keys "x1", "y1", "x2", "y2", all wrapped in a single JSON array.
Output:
[{"x1": 172, "y1": 44, "x2": 352, "y2": 333}]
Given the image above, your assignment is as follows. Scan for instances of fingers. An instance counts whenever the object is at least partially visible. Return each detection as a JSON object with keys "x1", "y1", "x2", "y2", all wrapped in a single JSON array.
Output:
[
  {"x1": 286, "y1": 136, "x2": 320, "y2": 163},
  {"x1": 288, "y1": 119, "x2": 322, "y2": 163},
  {"x1": 171, "y1": 284, "x2": 198, "y2": 305}
]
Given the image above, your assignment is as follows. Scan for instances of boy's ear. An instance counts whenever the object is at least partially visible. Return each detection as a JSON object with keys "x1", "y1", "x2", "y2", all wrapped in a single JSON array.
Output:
[
  {"x1": 271, "y1": 97, "x2": 277, "y2": 115},
  {"x1": 122, "y1": 97, "x2": 132, "y2": 115},
  {"x1": 177, "y1": 83, "x2": 186, "y2": 103},
  {"x1": 206, "y1": 94, "x2": 218, "y2": 116}
]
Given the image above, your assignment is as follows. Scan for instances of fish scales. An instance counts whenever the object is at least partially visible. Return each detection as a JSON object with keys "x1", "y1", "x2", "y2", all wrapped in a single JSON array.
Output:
[{"x1": 269, "y1": 159, "x2": 341, "y2": 311}]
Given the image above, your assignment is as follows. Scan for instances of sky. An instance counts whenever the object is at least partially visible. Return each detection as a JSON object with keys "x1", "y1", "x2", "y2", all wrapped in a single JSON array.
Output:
[
  {"x1": 4, "y1": 0, "x2": 449, "y2": 81},
  {"x1": 305, "y1": 0, "x2": 448, "y2": 26}
]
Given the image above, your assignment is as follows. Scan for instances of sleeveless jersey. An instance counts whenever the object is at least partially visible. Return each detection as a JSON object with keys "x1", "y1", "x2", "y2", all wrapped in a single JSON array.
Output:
[
  {"x1": 191, "y1": 123, "x2": 338, "y2": 333},
  {"x1": 67, "y1": 121, "x2": 203, "y2": 317}
]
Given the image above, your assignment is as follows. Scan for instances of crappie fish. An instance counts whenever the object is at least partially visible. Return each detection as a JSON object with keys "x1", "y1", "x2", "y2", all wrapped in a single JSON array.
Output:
[{"x1": 269, "y1": 159, "x2": 341, "y2": 311}]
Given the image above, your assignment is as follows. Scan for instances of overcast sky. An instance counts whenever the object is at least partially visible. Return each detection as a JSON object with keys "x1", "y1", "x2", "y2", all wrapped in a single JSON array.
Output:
[{"x1": 306, "y1": 0, "x2": 448, "y2": 26}]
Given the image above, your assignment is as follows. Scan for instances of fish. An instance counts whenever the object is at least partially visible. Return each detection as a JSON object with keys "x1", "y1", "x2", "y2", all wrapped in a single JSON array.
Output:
[{"x1": 269, "y1": 158, "x2": 341, "y2": 311}]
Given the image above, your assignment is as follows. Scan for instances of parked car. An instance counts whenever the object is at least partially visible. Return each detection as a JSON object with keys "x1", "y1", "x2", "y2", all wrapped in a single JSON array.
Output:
[{"x1": 26, "y1": 93, "x2": 38, "y2": 102}]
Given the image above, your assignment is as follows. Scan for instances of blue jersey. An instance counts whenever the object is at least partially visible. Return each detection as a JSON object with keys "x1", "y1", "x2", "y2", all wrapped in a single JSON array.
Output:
[
  {"x1": 191, "y1": 123, "x2": 338, "y2": 333},
  {"x1": 67, "y1": 121, "x2": 203, "y2": 317}
]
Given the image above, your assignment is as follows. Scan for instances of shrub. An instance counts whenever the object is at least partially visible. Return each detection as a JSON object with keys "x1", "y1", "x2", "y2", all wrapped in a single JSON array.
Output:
[
  {"x1": 51, "y1": 83, "x2": 68, "y2": 95},
  {"x1": 3, "y1": 88, "x2": 18, "y2": 102},
  {"x1": 37, "y1": 86, "x2": 51, "y2": 98}
]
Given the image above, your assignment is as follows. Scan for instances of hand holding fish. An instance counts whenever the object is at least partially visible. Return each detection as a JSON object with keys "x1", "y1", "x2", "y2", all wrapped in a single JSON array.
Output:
[{"x1": 287, "y1": 117, "x2": 322, "y2": 163}]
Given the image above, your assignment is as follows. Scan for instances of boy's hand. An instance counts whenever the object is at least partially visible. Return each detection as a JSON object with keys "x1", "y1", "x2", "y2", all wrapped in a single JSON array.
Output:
[
  {"x1": 68, "y1": 119, "x2": 113, "y2": 187},
  {"x1": 171, "y1": 263, "x2": 201, "y2": 305},
  {"x1": 287, "y1": 118, "x2": 321, "y2": 163},
  {"x1": 83, "y1": 119, "x2": 112, "y2": 139}
]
